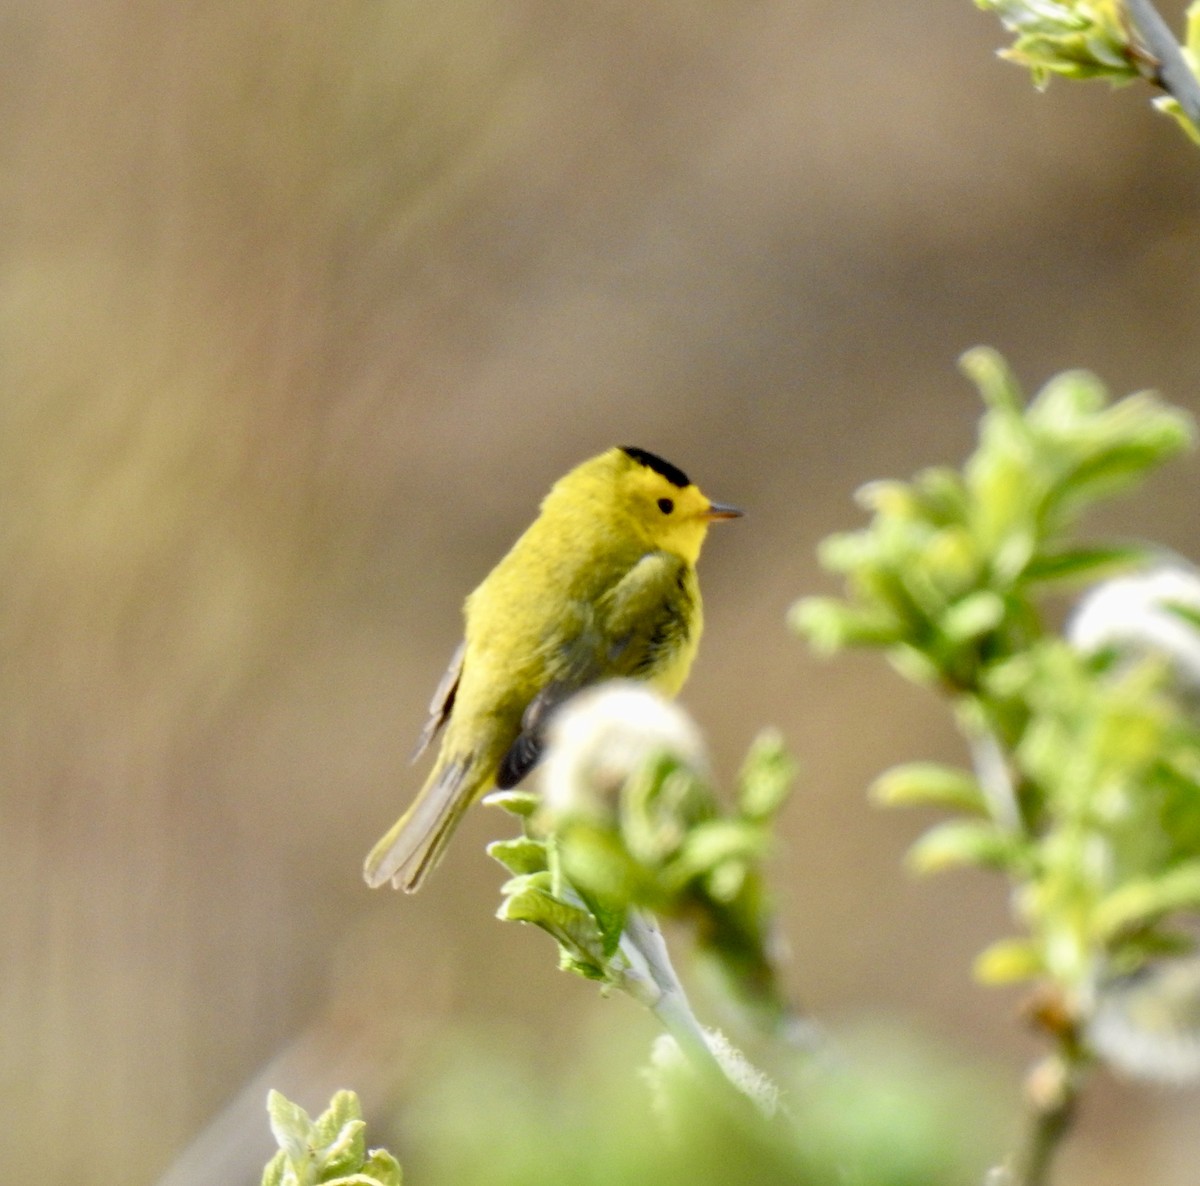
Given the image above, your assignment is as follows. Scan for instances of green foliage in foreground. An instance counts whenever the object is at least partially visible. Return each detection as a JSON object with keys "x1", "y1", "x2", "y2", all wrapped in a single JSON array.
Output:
[
  {"x1": 259, "y1": 359, "x2": 1200, "y2": 1186},
  {"x1": 977, "y1": 0, "x2": 1147, "y2": 86},
  {"x1": 976, "y1": 0, "x2": 1200, "y2": 143},
  {"x1": 487, "y1": 727, "x2": 796, "y2": 1038},
  {"x1": 267, "y1": 1024, "x2": 1006, "y2": 1186},
  {"x1": 793, "y1": 349, "x2": 1200, "y2": 1045},
  {"x1": 262, "y1": 1089, "x2": 401, "y2": 1186}
]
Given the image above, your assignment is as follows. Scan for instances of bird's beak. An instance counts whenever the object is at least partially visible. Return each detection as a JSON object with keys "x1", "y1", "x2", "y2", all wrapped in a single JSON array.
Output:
[{"x1": 704, "y1": 501, "x2": 744, "y2": 521}]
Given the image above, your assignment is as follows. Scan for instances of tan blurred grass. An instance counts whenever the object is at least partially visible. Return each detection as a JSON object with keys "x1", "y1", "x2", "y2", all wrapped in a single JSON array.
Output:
[{"x1": 2, "y1": 3, "x2": 1199, "y2": 1184}]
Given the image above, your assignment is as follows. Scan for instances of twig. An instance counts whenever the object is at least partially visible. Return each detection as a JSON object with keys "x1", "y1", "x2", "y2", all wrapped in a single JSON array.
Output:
[
  {"x1": 1013, "y1": 1057, "x2": 1080, "y2": 1186},
  {"x1": 1125, "y1": 0, "x2": 1200, "y2": 131},
  {"x1": 968, "y1": 726, "x2": 1022, "y2": 833},
  {"x1": 619, "y1": 910, "x2": 716, "y2": 1061},
  {"x1": 619, "y1": 910, "x2": 783, "y2": 1118},
  {"x1": 992, "y1": 1041, "x2": 1088, "y2": 1186}
]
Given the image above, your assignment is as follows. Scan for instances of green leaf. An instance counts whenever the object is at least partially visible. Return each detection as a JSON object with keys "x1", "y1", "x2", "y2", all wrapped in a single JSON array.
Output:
[
  {"x1": 497, "y1": 885, "x2": 609, "y2": 978},
  {"x1": 313, "y1": 1092, "x2": 365, "y2": 1180},
  {"x1": 871, "y1": 763, "x2": 987, "y2": 813},
  {"x1": 992, "y1": 528, "x2": 1038, "y2": 584},
  {"x1": 703, "y1": 859, "x2": 749, "y2": 904},
  {"x1": 913, "y1": 465, "x2": 970, "y2": 523},
  {"x1": 575, "y1": 885, "x2": 627, "y2": 958},
  {"x1": 974, "y1": 937, "x2": 1044, "y2": 984},
  {"x1": 487, "y1": 837, "x2": 548, "y2": 876},
  {"x1": 263, "y1": 1091, "x2": 401, "y2": 1186},
  {"x1": 816, "y1": 529, "x2": 877, "y2": 574},
  {"x1": 314, "y1": 1091, "x2": 361, "y2": 1141},
  {"x1": 321, "y1": 1130, "x2": 368, "y2": 1181},
  {"x1": 1053, "y1": 439, "x2": 1189, "y2": 519},
  {"x1": 498, "y1": 869, "x2": 553, "y2": 896},
  {"x1": 887, "y1": 645, "x2": 943, "y2": 687},
  {"x1": 262, "y1": 1151, "x2": 286, "y2": 1186},
  {"x1": 940, "y1": 591, "x2": 1005, "y2": 643},
  {"x1": 1024, "y1": 543, "x2": 1146, "y2": 584},
  {"x1": 1028, "y1": 367, "x2": 1109, "y2": 426},
  {"x1": 737, "y1": 729, "x2": 797, "y2": 820},
  {"x1": 976, "y1": 0, "x2": 1144, "y2": 87},
  {"x1": 1186, "y1": 0, "x2": 1200, "y2": 59},
  {"x1": 789, "y1": 596, "x2": 899, "y2": 651},
  {"x1": 359, "y1": 1150, "x2": 404, "y2": 1186},
  {"x1": 1154, "y1": 93, "x2": 1200, "y2": 144},
  {"x1": 856, "y1": 479, "x2": 920, "y2": 518},
  {"x1": 1094, "y1": 862, "x2": 1200, "y2": 939},
  {"x1": 1106, "y1": 928, "x2": 1198, "y2": 975},
  {"x1": 620, "y1": 759, "x2": 713, "y2": 867},
  {"x1": 267, "y1": 1090, "x2": 316, "y2": 1183},
  {"x1": 675, "y1": 820, "x2": 764, "y2": 881},
  {"x1": 318, "y1": 1118, "x2": 366, "y2": 1180},
  {"x1": 482, "y1": 790, "x2": 541, "y2": 817},
  {"x1": 558, "y1": 820, "x2": 653, "y2": 904},
  {"x1": 906, "y1": 820, "x2": 1015, "y2": 875},
  {"x1": 960, "y1": 346, "x2": 1024, "y2": 415}
]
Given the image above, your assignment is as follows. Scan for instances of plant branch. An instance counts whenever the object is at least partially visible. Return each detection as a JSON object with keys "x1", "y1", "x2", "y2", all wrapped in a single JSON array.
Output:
[
  {"x1": 1125, "y1": 0, "x2": 1200, "y2": 130},
  {"x1": 968, "y1": 725, "x2": 1022, "y2": 833},
  {"x1": 1013, "y1": 1061, "x2": 1079, "y2": 1186},
  {"x1": 619, "y1": 910, "x2": 715, "y2": 1060},
  {"x1": 990, "y1": 1041, "x2": 1087, "y2": 1186},
  {"x1": 619, "y1": 910, "x2": 783, "y2": 1117}
]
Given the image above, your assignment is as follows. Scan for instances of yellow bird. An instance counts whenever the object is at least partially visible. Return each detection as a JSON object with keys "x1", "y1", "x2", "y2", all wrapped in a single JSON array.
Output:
[{"x1": 364, "y1": 446, "x2": 742, "y2": 892}]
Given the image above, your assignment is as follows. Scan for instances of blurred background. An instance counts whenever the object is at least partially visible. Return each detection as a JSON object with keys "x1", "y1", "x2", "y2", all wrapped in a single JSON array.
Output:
[{"x1": 3, "y1": 2, "x2": 1200, "y2": 1183}]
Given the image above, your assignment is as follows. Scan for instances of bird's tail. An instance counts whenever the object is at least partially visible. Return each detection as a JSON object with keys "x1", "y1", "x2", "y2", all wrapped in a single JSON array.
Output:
[{"x1": 363, "y1": 752, "x2": 483, "y2": 892}]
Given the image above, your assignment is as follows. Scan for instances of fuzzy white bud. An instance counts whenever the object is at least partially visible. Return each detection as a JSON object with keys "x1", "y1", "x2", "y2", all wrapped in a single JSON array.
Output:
[
  {"x1": 539, "y1": 681, "x2": 710, "y2": 823},
  {"x1": 645, "y1": 1029, "x2": 781, "y2": 1118},
  {"x1": 1068, "y1": 565, "x2": 1200, "y2": 687},
  {"x1": 1089, "y1": 959, "x2": 1200, "y2": 1083}
]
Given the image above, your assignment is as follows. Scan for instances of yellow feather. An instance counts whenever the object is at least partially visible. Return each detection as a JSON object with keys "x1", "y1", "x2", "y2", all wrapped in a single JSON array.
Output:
[{"x1": 363, "y1": 446, "x2": 740, "y2": 891}]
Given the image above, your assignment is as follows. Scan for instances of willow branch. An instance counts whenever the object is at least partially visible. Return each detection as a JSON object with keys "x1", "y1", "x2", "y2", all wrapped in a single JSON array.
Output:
[
  {"x1": 620, "y1": 910, "x2": 715, "y2": 1061},
  {"x1": 1125, "y1": 0, "x2": 1200, "y2": 130},
  {"x1": 988, "y1": 1033, "x2": 1089, "y2": 1186}
]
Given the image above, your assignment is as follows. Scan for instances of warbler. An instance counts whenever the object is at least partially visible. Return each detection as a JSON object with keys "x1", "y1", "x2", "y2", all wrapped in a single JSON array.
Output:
[{"x1": 364, "y1": 445, "x2": 742, "y2": 892}]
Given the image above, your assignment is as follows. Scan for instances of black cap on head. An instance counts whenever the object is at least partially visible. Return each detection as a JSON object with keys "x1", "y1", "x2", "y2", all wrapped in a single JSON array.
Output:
[{"x1": 620, "y1": 446, "x2": 690, "y2": 489}]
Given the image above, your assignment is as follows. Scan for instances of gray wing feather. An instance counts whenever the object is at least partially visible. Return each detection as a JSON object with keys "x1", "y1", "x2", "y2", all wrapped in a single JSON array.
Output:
[{"x1": 412, "y1": 640, "x2": 466, "y2": 762}]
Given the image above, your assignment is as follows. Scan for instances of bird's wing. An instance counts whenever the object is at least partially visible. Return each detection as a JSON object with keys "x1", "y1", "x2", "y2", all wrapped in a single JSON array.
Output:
[
  {"x1": 494, "y1": 675, "x2": 579, "y2": 788},
  {"x1": 598, "y1": 550, "x2": 695, "y2": 678},
  {"x1": 494, "y1": 551, "x2": 692, "y2": 788},
  {"x1": 411, "y1": 639, "x2": 466, "y2": 762}
]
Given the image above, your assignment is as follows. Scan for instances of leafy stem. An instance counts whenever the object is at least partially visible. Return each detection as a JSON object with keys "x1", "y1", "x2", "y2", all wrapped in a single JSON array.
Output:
[
  {"x1": 976, "y1": 0, "x2": 1200, "y2": 142},
  {"x1": 486, "y1": 695, "x2": 799, "y2": 1112},
  {"x1": 1124, "y1": 0, "x2": 1200, "y2": 129},
  {"x1": 797, "y1": 349, "x2": 1199, "y2": 1181},
  {"x1": 1003, "y1": 1034, "x2": 1090, "y2": 1186},
  {"x1": 618, "y1": 910, "x2": 721, "y2": 1066}
]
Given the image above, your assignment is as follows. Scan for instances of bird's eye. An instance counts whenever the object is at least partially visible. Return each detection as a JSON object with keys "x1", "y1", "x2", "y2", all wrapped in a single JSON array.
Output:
[{"x1": 657, "y1": 498, "x2": 674, "y2": 514}]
